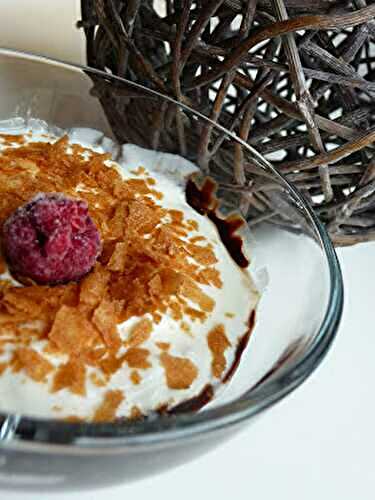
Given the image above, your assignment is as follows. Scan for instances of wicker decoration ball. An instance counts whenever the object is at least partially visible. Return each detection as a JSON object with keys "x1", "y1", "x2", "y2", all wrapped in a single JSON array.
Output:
[{"x1": 79, "y1": 0, "x2": 375, "y2": 246}]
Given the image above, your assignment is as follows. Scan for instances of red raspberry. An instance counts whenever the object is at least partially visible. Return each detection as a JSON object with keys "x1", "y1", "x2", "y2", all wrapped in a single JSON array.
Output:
[{"x1": 2, "y1": 193, "x2": 101, "y2": 285}]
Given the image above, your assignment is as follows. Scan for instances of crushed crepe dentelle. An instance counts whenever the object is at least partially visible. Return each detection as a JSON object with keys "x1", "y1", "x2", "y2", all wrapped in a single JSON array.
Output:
[
  {"x1": 207, "y1": 324, "x2": 231, "y2": 379},
  {"x1": 160, "y1": 352, "x2": 198, "y2": 390},
  {"x1": 0, "y1": 131, "x2": 259, "y2": 422},
  {"x1": 93, "y1": 389, "x2": 125, "y2": 423},
  {"x1": 130, "y1": 370, "x2": 142, "y2": 385}
]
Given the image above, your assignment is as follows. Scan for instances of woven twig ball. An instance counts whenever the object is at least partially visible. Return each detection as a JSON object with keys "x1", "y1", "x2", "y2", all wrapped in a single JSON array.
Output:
[{"x1": 79, "y1": 0, "x2": 375, "y2": 246}]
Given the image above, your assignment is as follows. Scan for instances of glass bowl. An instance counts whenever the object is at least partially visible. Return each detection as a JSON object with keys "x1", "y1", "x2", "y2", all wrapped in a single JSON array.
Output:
[{"x1": 0, "y1": 48, "x2": 343, "y2": 492}]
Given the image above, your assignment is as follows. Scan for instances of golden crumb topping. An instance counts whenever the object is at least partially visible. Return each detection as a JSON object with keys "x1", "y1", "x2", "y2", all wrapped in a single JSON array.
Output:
[
  {"x1": 130, "y1": 370, "x2": 142, "y2": 385},
  {"x1": 123, "y1": 347, "x2": 151, "y2": 369},
  {"x1": 126, "y1": 318, "x2": 153, "y2": 347},
  {"x1": 129, "y1": 405, "x2": 143, "y2": 420},
  {"x1": 93, "y1": 389, "x2": 124, "y2": 422},
  {"x1": 15, "y1": 348, "x2": 54, "y2": 383},
  {"x1": 160, "y1": 352, "x2": 198, "y2": 390},
  {"x1": 155, "y1": 342, "x2": 170, "y2": 351},
  {"x1": 0, "y1": 134, "x2": 230, "y2": 420},
  {"x1": 207, "y1": 324, "x2": 231, "y2": 378},
  {"x1": 51, "y1": 358, "x2": 87, "y2": 396}
]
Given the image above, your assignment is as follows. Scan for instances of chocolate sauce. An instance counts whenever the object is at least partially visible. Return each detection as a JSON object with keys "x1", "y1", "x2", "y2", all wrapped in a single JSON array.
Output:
[
  {"x1": 186, "y1": 177, "x2": 249, "y2": 268},
  {"x1": 223, "y1": 309, "x2": 256, "y2": 383},
  {"x1": 168, "y1": 384, "x2": 214, "y2": 415}
]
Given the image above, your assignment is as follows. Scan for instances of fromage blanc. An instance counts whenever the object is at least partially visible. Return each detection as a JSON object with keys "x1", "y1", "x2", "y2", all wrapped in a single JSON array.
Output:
[{"x1": 0, "y1": 127, "x2": 259, "y2": 422}]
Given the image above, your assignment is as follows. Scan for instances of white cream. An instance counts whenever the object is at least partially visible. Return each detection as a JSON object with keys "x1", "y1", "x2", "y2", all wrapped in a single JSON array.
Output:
[{"x1": 0, "y1": 126, "x2": 259, "y2": 420}]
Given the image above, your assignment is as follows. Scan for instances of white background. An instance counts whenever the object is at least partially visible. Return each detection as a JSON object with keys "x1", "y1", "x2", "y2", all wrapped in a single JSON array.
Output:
[{"x1": 1, "y1": 2, "x2": 375, "y2": 499}]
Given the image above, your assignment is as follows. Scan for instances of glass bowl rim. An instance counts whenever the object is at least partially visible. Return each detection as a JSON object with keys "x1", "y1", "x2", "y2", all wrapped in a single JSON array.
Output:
[{"x1": 0, "y1": 48, "x2": 343, "y2": 452}]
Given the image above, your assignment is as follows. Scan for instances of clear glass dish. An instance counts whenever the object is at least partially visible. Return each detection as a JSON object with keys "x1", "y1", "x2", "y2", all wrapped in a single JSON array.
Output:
[{"x1": 0, "y1": 48, "x2": 343, "y2": 491}]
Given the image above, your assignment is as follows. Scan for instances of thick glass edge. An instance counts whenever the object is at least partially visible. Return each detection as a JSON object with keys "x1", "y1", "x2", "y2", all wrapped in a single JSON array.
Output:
[{"x1": 0, "y1": 48, "x2": 344, "y2": 451}]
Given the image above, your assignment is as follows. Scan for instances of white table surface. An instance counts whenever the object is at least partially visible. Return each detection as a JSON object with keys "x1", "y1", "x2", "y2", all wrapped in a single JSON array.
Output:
[{"x1": 1, "y1": 2, "x2": 375, "y2": 499}]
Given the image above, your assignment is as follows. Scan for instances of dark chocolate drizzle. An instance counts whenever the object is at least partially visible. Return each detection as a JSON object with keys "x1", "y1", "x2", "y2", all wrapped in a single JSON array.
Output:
[
  {"x1": 223, "y1": 309, "x2": 256, "y2": 384},
  {"x1": 186, "y1": 177, "x2": 249, "y2": 268},
  {"x1": 168, "y1": 384, "x2": 214, "y2": 415}
]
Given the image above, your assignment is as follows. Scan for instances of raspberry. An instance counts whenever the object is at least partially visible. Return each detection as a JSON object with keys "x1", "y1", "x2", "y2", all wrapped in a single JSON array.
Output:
[{"x1": 2, "y1": 193, "x2": 101, "y2": 285}]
